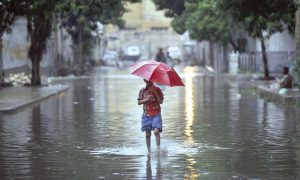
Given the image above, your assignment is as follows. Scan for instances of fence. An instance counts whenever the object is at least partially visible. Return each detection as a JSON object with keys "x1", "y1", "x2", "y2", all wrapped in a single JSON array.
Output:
[{"x1": 238, "y1": 51, "x2": 296, "y2": 73}]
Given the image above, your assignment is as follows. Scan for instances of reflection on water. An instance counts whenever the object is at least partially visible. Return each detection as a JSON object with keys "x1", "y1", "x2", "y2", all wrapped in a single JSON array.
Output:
[
  {"x1": 183, "y1": 67, "x2": 200, "y2": 179},
  {"x1": 184, "y1": 66, "x2": 195, "y2": 145},
  {"x1": 0, "y1": 67, "x2": 300, "y2": 179},
  {"x1": 144, "y1": 153, "x2": 162, "y2": 179}
]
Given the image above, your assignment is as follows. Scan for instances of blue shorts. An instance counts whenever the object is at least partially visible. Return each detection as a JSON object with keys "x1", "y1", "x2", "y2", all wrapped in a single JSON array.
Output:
[{"x1": 141, "y1": 113, "x2": 162, "y2": 132}]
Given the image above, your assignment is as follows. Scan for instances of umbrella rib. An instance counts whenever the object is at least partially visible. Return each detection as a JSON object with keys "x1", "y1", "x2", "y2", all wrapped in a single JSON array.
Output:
[
  {"x1": 151, "y1": 66, "x2": 171, "y2": 86},
  {"x1": 147, "y1": 65, "x2": 157, "y2": 81}
]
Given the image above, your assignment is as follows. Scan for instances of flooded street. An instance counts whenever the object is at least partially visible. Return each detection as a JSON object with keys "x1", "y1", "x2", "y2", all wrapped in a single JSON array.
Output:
[{"x1": 1, "y1": 67, "x2": 300, "y2": 179}]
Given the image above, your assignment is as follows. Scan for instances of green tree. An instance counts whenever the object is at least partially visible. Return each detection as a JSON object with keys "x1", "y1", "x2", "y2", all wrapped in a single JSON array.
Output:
[
  {"x1": 152, "y1": 0, "x2": 185, "y2": 17},
  {"x1": 169, "y1": 0, "x2": 239, "y2": 66},
  {"x1": 156, "y1": 0, "x2": 296, "y2": 78},
  {"x1": 25, "y1": 0, "x2": 58, "y2": 85},
  {"x1": 0, "y1": 1, "x2": 26, "y2": 86},
  {"x1": 60, "y1": 0, "x2": 140, "y2": 75},
  {"x1": 218, "y1": 0, "x2": 296, "y2": 78},
  {"x1": 154, "y1": 0, "x2": 241, "y2": 68},
  {"x1": 6, "y1": 0, "x2": 140, "y2": 85}
]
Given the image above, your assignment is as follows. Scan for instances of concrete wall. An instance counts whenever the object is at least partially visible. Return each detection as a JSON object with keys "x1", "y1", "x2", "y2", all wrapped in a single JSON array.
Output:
[
  {"x1": 182, "y1": 29, "x2": 296, "y2": 74},
  {"x1": 242, "y1": 30, "x2": 296, "y2": 53},
  {"x1": 2, "y1": 17, "x2": 30, "y2": 74},
  {"x1": 267, "y1": 30, "x2": 296, "y2": 52},
  {"x1": 1, "y1": 17, "x2": 74, "y2": 77}
]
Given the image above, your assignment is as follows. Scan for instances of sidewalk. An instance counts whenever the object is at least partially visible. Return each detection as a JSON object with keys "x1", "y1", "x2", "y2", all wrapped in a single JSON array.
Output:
[
  {"x1": 225, "y1": 73, "x2": 300, "y2": 104},
  {"x1": 248, "y1": 80, "x2": 300, "y2": 104},
  {"x1": 0, "y1": 85, "x2": 69, "y2": 113}
]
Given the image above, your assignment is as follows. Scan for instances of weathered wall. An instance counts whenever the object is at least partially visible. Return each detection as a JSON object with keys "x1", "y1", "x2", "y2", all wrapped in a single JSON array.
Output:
[
  {"x1": 266, "y1": 30, "x2": 296, "y2": 52},
  {"x1": 2, "y1": 17, "x2": 30, "y2": 75},
  {"x1": 1, "y1": 17, "x2": 74, "y2": 77}
]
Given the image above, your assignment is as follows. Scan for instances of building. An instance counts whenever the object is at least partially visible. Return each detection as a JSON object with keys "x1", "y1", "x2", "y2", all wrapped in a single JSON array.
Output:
[{"x1": 106, "y1": 0, "x2": 184, "y2": 61}]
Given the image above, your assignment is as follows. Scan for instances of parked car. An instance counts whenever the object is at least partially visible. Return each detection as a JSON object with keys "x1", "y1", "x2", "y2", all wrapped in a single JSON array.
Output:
[
  {"x1": 167, "y1": 46, "x2": 181, "y2": 62},
  {"x1": 127, "y1": 46, "x2": 140, "y2": 56},
  {"x1": 102, "y1": 50, "x2": 118, "y2": 66}
]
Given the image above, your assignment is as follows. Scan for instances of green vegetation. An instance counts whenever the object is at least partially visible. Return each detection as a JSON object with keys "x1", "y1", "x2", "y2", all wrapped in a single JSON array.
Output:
[
  {"x1": 0, "y1": 0, "x2": 140, "y2": 86},
  {"x1": 59, "y1": 0, "x2": 138, "y2": 75},
  {"x1": 153, "y1": 0, "x2": 296, "y2": 78}
]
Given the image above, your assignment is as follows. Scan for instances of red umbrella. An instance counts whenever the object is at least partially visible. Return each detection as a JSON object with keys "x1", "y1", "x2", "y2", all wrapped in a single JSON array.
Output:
[{"x1": 129, "y1": 61, "x2": 185, "y2": 87}]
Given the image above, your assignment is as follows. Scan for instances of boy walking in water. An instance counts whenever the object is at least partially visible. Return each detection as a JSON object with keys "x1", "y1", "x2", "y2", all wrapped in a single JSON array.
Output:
[{"x1": 138, "y1": 79, "x2": 164, "y2": 153}]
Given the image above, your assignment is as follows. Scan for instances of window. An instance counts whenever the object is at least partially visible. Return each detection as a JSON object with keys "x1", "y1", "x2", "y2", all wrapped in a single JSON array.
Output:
[{"x1": 151, "y1": 27, "x2": 168, "y2": 31}]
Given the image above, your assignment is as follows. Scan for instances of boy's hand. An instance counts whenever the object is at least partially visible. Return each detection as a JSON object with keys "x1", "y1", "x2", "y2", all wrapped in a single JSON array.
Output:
[
  {"x1": 146, "y1": 95, "x2": 153, "y2": 101},
  {"x1": 148, "y1": 86, "x2": 157, "y2": 94}
]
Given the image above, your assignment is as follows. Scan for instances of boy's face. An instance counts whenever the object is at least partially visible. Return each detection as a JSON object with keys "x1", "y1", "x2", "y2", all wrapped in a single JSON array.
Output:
[
  {"x1": 143, "y1": 79, "x2": 153, "y2": 86},
  {"x1": 283, "y1": 68, "x2": 288, "y2": 75}
]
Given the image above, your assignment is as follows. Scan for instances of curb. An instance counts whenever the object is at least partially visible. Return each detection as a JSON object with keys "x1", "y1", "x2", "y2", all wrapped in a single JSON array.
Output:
[
  {"x1": 0, "y1": 85, "x2": 70, "y2": 114},
  {"x1": 247, "y1": 82, "x2": 300, "y2": 104}
]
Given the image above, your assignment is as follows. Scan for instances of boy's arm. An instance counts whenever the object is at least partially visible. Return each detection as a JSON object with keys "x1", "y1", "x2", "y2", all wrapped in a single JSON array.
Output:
[
  {"x1": 149, "y1": 87, "x2": 163, "y2": 104},
  {"x1": 137, "y1": 88, "x2": 150, "y2": 105},
  {"x1": 138, "y1": 98, "x2": 150, "y2": 105},
  {"x1": 278, "y1": 76, "x2": 287, "y2": 87}
]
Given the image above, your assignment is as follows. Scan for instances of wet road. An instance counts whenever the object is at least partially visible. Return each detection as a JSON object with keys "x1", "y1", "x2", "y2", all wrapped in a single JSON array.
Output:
[{"x1": 0, "y1": 66, "x2": 300, "y2": 179}]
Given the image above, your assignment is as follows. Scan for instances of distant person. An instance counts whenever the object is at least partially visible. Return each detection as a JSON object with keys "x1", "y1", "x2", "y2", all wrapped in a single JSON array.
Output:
[
  {"x1": 166, "y1": 51, "x2": 175, "y2": 68},
  {"x1": 276, "y1": 66, "x2": 293, "y2": 89},
  {"x1": 155, "y1": 48, "x2": 166, "y2": 63}
]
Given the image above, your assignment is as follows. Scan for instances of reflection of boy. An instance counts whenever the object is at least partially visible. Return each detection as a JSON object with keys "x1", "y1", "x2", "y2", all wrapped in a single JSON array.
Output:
[
  {"x1": 276, "y1": 67, "x2": 293, "y2": 89},
  {"x1": 138, "y1": 79, "x2": 164, "y2": 153}
]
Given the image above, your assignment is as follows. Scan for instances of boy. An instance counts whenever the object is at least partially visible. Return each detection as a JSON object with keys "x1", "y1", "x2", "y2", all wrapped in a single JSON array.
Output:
[
  {"x1": 138, "y1": 79, "x2": 164, "y2": 153},
  {"x1": 276, "y1": 66, "x2": 293, "y2": 89}
]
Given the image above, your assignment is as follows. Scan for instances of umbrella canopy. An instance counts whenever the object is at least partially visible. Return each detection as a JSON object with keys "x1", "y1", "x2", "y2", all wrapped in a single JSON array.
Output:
[{"x1": 129, "y1": 61, "x2": 185, "y2": 87}]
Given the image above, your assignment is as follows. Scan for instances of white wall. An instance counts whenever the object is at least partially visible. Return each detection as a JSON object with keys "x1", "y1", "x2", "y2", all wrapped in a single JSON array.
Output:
[
  {"x1": 2, "y1": 17, "x2": 30, "y2": 70},
  {"x1": 267, "y1": 30, "x2": 296, "y2": 52},
  {"x1": 247, "y1": 30, "x2": 296, "y2": 52}
]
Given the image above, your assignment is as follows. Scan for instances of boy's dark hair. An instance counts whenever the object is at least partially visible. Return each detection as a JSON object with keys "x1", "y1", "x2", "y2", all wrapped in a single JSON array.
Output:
[{"x1": 283, "y1": 66, "x2": 289, "y2": 74}]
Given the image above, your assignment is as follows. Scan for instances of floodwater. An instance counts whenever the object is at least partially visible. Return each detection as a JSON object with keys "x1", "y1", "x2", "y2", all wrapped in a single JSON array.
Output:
[{"x1": 0, "y1": 66, "x2": 300, "y2": 180}]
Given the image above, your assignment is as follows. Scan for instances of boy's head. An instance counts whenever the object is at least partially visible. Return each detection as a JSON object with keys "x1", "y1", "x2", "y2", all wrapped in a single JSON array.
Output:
[
  {"x1": 283, "y1": 66, "x2": 289, "y2": 75},
  {"x1": 143, "y1": 79, "x2": 153, "y2": 86}
]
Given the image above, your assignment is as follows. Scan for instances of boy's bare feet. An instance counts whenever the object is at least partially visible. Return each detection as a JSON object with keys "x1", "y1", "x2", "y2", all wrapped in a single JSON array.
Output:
[{"x1": 157, "y1": 146, "x2": 161, "y2": 152}]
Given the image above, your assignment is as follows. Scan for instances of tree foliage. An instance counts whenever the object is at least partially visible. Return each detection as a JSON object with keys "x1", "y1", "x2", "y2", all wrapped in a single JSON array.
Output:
[
  {"x1": 23, "y1": 0, "x2": 58, "y2": 85},
  {"x1": 0, "y1": 0, "x2": 140, "y2": 85},
  {"x1": 218, "y1": 0, "x2": 296, "y2": 78},
  {"x1": 58, "y1": 0, "x2": 140, "y2": 75},
  {"x1": 0, "y1": 1, "x2": 27, "y2": 34},
  {"x1": 156, "y1": 0, "x2": 296, "y2": 78},
  {"x1": 152, "y1": 0, "x2": 185, "y2": 17},
  {"x1": 218, "y1": 0, "x2": 296, "y2": 37},
  {"x1": 157, "y1": 0, "x2": 235, "y2": 44},
  {"x1": 186, "y1": 1, "x2": 234, "y2": 42}
]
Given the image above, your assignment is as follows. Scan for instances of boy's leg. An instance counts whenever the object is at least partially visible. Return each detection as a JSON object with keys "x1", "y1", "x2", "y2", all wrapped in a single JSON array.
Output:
[
  {"x1": 146, "y1": 130, "x2": 151, "y2": 153},
  {"x1": 152, "y1": 113, "x2": 162, "y2": 151},
  {"x1": 154, "y1": 128, "x2": 160, "y2": 151}
]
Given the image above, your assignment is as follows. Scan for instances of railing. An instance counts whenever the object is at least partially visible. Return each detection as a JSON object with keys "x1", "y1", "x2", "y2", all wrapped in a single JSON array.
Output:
[{"x1": 238, "y1": 51, "x2": 296, "y2": 73}]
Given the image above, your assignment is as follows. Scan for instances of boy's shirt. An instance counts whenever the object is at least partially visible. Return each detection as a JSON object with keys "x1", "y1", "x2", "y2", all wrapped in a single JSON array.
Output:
[
  {"x1": 138, "y1": 85, "x2": 163, "y2": 116},
  {"x1": 279, "y1": 74, "x2": 293, "y2": 88}
]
